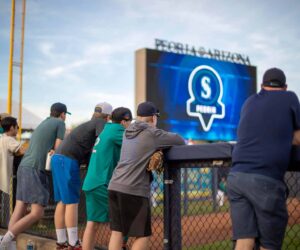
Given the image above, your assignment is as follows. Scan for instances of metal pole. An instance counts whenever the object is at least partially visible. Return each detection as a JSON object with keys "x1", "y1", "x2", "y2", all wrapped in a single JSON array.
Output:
[
  {"x1": 7, "y1": 0, "x2": 16, "y2": 115},
  {"x1": 163, "y1": 163, "x2": 182, "y2": 250},
  {"x1": 212, "y1": 167, "x2": 218, "y2": 211},
  {"x1": 18, "y1": 0, "x2": 26, "y2": 140},
  {"x1": 163, "y1": 164, "x2": 171, "y2": 250}
]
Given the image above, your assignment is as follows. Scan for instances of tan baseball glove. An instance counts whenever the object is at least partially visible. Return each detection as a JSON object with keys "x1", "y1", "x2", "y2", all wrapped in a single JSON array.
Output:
[{"x1": 147, "y1": 150, "x2": 164, "y2": 174}]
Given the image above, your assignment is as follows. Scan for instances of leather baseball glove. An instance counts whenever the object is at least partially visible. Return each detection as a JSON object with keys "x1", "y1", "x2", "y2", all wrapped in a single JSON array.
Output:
[{"x1": 147, "y1": 150, "x2": 164, "y2": 174}]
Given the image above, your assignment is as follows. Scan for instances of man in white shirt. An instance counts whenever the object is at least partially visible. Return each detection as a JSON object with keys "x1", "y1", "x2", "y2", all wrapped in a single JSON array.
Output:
[{"x1": 0, "y1": 117, "x2": 24, "y2": 194}]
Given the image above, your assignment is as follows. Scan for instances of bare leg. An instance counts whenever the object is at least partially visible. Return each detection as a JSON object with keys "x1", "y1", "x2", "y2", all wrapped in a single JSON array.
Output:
[
  {"x1": 8, "y1": 200, "x2": 28, "y2": 231},
  {"x1": 109, "y1": 231, "x2": 123, "y2": 250},
  {"x1": 9, "y1": 203, "x2": 44, "y2": 236},
  {"x1": 131, "y1": 236, "x2": 150, "y2": 250},
  {"x1": 65, "y1": 203, "x2": 78, "y2": 228},
  {"x1": 82, "y1": 221, "x2": 99, "y2": 250},
  {"x1": 65, "y1": 203, "x2": 79, "y2": 246},
  {"x1": 55, "y1": 202, "x2": 66, "y2": 229},
  {"x1": 235, "y1": 239, "x2": 255, "y2": 250}
]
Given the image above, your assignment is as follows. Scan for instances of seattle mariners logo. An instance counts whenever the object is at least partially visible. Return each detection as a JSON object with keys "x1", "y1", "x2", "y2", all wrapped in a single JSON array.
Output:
[{"x1": 186, "y1": 65, "x2": 225, "y2": 131}]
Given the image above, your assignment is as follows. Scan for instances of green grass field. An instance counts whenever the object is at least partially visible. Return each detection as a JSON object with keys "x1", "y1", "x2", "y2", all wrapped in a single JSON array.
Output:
[
  {"x1": 152, "y1": 199, "x2": 230, "y2": 217},
  {"x1": 183, "y1": 224, "x2": 300, "y2": 250}
]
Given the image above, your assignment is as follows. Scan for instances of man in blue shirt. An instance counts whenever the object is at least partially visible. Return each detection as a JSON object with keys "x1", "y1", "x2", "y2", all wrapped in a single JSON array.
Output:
[{"x1": 227, "y1": 68, "x2": 300, "y2": 250}]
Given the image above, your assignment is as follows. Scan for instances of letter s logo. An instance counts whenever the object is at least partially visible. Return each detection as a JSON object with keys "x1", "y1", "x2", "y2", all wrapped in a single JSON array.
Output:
[{"x1": 201, "y1": 76, "x2": 211, "y2": 99}]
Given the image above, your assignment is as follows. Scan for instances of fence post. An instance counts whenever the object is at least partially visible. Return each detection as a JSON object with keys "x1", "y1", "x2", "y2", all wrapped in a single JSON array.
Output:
[
  {"x1": 212, "y1": 167, "x2": 218, "y2": 211},
  {"x1": 164, "y1": 162, "x2": 182, "y2": 250},
  {"x1": 183, "y1": 168, "x2": 188, "y2": 216}
]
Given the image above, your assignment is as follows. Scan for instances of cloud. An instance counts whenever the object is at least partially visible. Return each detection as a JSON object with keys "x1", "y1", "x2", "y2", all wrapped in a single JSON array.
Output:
[
  {"x1": 38, "y1": 42, "x2": 55, "y2": 57},
  {"x1": 45, "y1": 59, "x2": 88, "y2": 77},
  {"x1": 83, "y1": 91, "x2": 134, "y2": 109}
]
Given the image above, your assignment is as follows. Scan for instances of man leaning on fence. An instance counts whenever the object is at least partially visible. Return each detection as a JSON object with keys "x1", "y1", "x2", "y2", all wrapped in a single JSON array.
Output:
[
  {"x1": 108, "y1": 101, "x2": 185, "y2": 250},
  {"x1": 82, "y1": 107, "x2": 133, "y2": 250},
  {"x1": 51, "y1": 102, "x2": 112, "y2": 250},
  {"x1": 227, "y1": 68, "x2": 300, "y2": 250},
  {"x1": 0, "y1": 103, "x2": 68, "y2": 249}
]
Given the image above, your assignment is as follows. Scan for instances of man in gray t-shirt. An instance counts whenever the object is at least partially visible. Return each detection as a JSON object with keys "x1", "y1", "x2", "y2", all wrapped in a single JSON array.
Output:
[{"x1": 0, "y1": 103, "x2": 68, "y2": 249}]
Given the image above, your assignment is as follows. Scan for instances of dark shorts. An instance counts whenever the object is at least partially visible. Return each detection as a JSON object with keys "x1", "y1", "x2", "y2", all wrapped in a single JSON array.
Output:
[
  {"x1": 51, "y1": 154, "x2": 81, "y2": 204},
  {"x1": 109, "y1": 190, "x2": 151, "y2": 237},
  {"x1": 16, "y1": 166, "x2": 50, "y2": 206},
  {"x1": 85, "y1": 185, "x2": 109, "y2": 223},
  {"x1": 227, "y1": 172, "x2": 288, "y2": 250}
]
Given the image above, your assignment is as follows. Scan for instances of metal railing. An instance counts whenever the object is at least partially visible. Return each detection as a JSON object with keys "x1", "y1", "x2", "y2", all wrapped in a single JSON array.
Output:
[{"x1": 1, "y1": 143, "x2": 300, "y2": 250}]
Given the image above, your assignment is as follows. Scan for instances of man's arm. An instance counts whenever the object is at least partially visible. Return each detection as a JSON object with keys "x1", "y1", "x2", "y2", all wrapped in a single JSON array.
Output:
[
  {"x1": 49, "y1": 138, "x2": 63, "y2": 155},
  {"x1": 293, "y1": 130, "x2": 300, "y2": 145},
  {"x1": 49, "y1": 121, "x2": 66, "y2": 155},
  {"x1": 8, "y1": 137, "x2": 25, "y2": 156},
  {"x1": 54, "y1": 138, "x2": 63, "y2": 150},
  {"x1": 15, "y1": 145, "x2": 25, "y2": 156},
  {"x1": 154, "y1": 129, "x2": 185, "y2": 149}
]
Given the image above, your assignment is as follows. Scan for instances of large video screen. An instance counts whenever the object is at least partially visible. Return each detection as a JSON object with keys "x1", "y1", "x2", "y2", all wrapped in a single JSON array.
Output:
[{"x1": 141, "y1": 49, "x2": 257, "y2": 141}]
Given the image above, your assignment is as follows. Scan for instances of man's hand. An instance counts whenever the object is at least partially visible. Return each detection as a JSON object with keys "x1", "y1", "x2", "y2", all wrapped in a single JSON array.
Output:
[
  {"x1": 293, "y1": 130, "x2": 300, "y2": 145},
  {"x1": 48, "y1": 149, "x2": 55, "y2": 156}
]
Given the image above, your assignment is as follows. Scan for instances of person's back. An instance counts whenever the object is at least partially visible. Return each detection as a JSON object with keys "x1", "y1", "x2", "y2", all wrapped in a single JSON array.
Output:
[
  {"x1": 227, "y1": 68, "x2": 300, "y2": 250},
  {"x1": 51, "y1": 102, "x2": 112, "y2": 250},
  {"x1": 0, "y1": 102, "x2": 68, "y2": 249},
  {"x1": 108, "y1": 101, "x2": 185, "y2": 250},
  {"x1": 232, "y1": 89, "x2": 300, "y2": 180},
  {"x1": 56, "y1": 117, "x2": 105, "y2": 164},
  {"x1": 82, "y1": 107, "x2": 132, "y2": 250},
  {"x1": 20, "y1": 117, "x2": 65, "y2": 170},
  {"x1": 109, "y1": 121, "x2": 184, "y2": 197},
  {"x1": 82, "y1": 121, "x2": 125, "y2": 191}
]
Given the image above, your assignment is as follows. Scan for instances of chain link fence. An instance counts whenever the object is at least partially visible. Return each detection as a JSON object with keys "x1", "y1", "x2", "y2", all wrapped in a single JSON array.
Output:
[{"x1": 1, "y1": 146, "x2": 300, "y2": 249}]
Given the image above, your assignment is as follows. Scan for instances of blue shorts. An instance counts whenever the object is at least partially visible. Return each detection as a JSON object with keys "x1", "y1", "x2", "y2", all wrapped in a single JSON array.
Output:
[
  {"x1": 51, "y1": 154, "x2": 81, "y2": 204},
  {"x1": 227, "y1": 172, "x2": 288, "y2": 250}
]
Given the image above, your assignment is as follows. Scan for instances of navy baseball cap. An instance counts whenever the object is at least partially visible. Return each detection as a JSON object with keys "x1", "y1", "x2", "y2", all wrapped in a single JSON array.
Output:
[
  {"x1": 262, "y1": 68, "x2": 286, "y2": 88},
  {"x1": 137, "y1": 101, "x2": 160, "y2": 117},
  {"x1": 51, "y1": 102, "x2": 71, "y2": 115}
]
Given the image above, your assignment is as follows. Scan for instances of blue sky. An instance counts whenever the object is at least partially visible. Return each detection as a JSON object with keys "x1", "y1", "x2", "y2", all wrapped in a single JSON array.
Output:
[{"x1": 0, "y1": 0, "x2": 300, "y2": 127}]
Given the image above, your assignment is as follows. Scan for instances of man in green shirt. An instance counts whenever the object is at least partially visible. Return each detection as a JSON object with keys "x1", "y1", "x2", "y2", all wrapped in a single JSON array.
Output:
[{"x1": 82, "y1": 107, "x2": 132, "y2": 250}]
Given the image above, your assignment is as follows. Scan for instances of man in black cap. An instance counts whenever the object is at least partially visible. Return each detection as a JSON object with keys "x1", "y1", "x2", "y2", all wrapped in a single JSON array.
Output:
[
  {"x1": 108, "y1": 101, "x2": 185, "y2": 250},
  {"x1": 0, "y1": 102, "x2": 68, "y2": 248},
  {"x1": 227, "y1": 68, "x2": 300, "y2": 250}
]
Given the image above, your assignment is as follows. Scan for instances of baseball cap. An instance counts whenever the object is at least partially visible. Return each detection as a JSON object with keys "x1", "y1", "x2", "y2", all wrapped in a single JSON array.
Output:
[
  {"x1": 94, "y1": 102, "x2": 113, "y2": 115},
  {"x1": 111, "y1": 107, "x2": 132, "y2": 122},
  {"x1": 137, "y1": 101, "x2": 160, "y2": 117},
  {"x1": 51, "y1": 102, "x2": 71, "y2": 115},
  {"x1": 262, "y1": 68, "x2": 286, "y2": 87}
]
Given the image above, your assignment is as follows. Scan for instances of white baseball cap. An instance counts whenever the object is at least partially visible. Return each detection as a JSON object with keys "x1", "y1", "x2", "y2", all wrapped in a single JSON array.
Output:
[{"x1": 94, "y1": 102, "x2": 113, "y2": 115}]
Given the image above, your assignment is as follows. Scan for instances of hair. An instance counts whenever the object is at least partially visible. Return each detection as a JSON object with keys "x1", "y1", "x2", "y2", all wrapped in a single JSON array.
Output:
[
  {"x1": 50, "y1": 110, "x2": 64, "y2": 118},
  {"x1": 136, "y1": 116, "x2": 153, "y2": 123},
  {"x1": 92, "y1": 112, "x2": 110, "y2": 120},
  {"x1": 111, "y1": 107, "x2": 132, "y2": 123},
  {"x1": 1, "y1": 117, "x2": 17, "y2": 132}
]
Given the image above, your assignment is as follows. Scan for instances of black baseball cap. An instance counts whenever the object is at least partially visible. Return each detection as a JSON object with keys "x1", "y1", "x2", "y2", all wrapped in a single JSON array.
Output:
[
  {"x1": 262, "y1": 68, "x2": 286, "y2": 88},
  {"x1": 51, "y1": 102, "x2": 71, "y2": 115},
  {"x1": 111, "y1": 107, "x2": 132, "y2": 122},
  {"x1": 137, "y1": 101, "x2": 160, "y2": 117}
]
